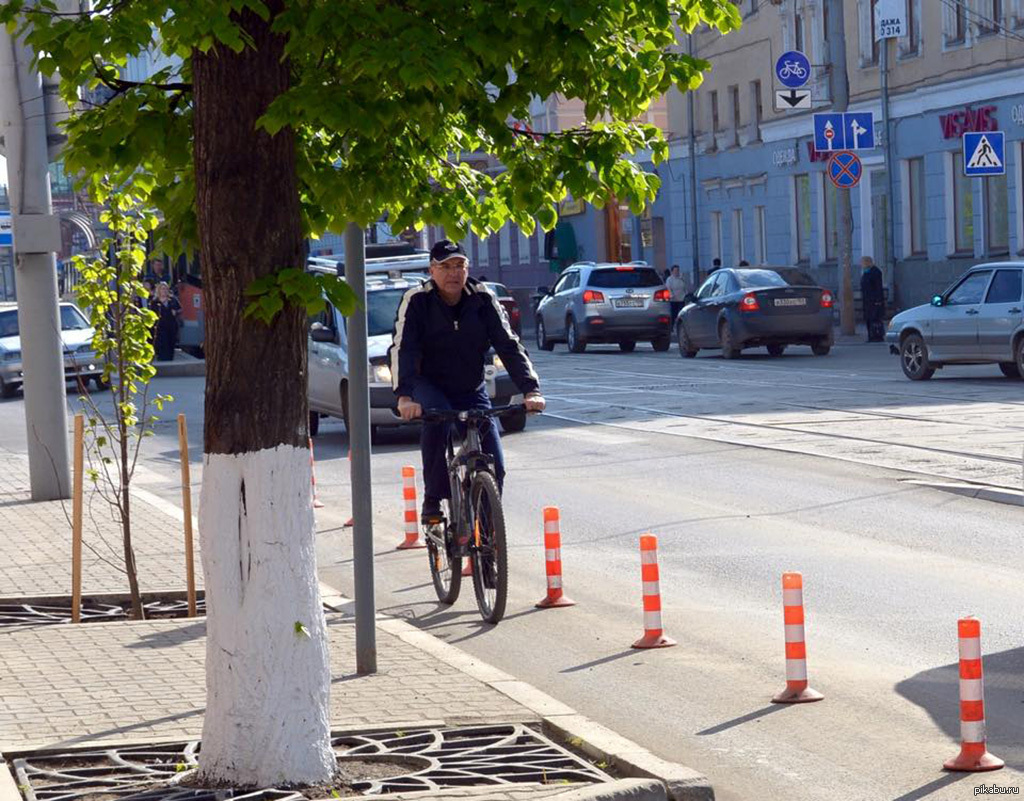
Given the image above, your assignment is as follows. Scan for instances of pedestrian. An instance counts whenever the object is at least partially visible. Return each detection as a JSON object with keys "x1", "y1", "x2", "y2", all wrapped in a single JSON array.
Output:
[
  {"x1": 710, "y1": 258, "x2": 722, "y2": 273},
  {"x1": 665, "y1": 264, "x2": 689, "y2": 325},
  {"x1": 738, "y1": 259, "x2": 750, "y2": 267},
  {"x1": 150, "y1": 281, "x2": 182, "y2": 361},
  {"x1": 860, "y1": 256, "x2": 885, "y2": 342}
]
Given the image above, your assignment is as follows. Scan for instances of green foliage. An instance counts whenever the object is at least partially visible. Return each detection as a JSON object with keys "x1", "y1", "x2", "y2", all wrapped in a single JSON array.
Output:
[
  {"x1": 1, "y1": 0, "x2": 741, "y2": 256},
  {"x1": 294, "y1": 621, "x2": 311, "y2": 638},
  {"x1": 244, "y1": 268, "x2": 358, "y2": 325}
]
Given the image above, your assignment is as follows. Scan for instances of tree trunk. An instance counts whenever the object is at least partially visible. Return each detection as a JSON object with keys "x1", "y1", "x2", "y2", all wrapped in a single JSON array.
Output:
[{"x1": 192, "y1": 0, "x2": 332, "y2": 787}]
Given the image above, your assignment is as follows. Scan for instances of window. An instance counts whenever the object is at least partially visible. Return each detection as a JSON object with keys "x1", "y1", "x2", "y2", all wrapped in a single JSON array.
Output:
[
  {"x1": 732, "y1": 209, "x2": 745, "y2": 264},
  {"x1": 985, "y1": 174, "x2": 1009, "y2": 255},
  {"x1": 710, "y1": 212, "x2": 723, "y2": 263},
  {"x1": 754, "y1": 206, "x2": 768, "y2": 265},
  {"x1": 795, "y1": 174, "x2": 811, "y2": 263},
  {"x1": 697, "y1": 273, "x2": 720, "y2": 300},
  {"x1": 712, "y1": 272, "x2": 737, "y2": 297},
  {"x1": 823, "y1": 179, "x2": 838, "y2": 261},
  {"x1": 900, "y1": 0, "x2": 921, "y2": 56},
  {"x1": 908, "y1": 158, "x2": 927, "y2": 255},
  {"x1": 947, "y1": 271, "x2": 991, "y2": 305},
  {"x1": 953, "y1": 152, "x2": 974, "y2": 253},
  {"x1": 711, "y1": 91, "x2": 720, "y2": 132},
  {"x1": 985, "y1": 269, "x2": 1022, "y2": 304},
  {"x1": 587, "y1": 268, "x2": 662, "y2": 288},
  {"x1": 1014, "y1": 0, "x2": 1024, "y2": 28},
  {"x1": 730, "y1": 85, "x2": 741, "y2": 146},
  {"x1": 944, "y1": 0, "x2": 968, "y2": 45},
  {"x1": 977, "y1": 0, "x2": 1003, "y2": 34},
  {"x1": 870, "y1": 0, "x2": 880, "y2": 64}
]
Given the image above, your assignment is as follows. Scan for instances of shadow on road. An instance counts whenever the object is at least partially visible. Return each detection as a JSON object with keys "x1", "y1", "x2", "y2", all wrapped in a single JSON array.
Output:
[
  {"x1": 695, "y1": 703, "x2": 790, "y2": 736},
  {"x1": 895, "y1": 646, "x2": 1024, "y2": 771},
  {"x1": 560, "y1": 649, "x2": 637, "y2": 674},
  {"x1": 890, "y1": 773, "x2": 968, "y2": 801}
]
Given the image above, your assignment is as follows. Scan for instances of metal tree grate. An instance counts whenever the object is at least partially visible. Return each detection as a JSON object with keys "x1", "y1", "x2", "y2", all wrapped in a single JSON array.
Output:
[
  {"x1": 12, "y1": 724, "x2": 609, "y2": 799},
  {"x1": 0, "y1": 598, "x2": 207, "y2": 629}
]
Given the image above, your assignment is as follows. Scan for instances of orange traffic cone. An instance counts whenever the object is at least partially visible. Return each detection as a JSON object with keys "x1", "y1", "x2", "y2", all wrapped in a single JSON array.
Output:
[
  {"x1": 772, "y1": 572, "x2": 823, "y2": 703},
  {"x1": 632, "y1": 535, "x2": 675, "y2": 648},
  {"x1": 536, "y1": 507, "x2": 575, "y2": 608},
  {"x1": 944, "y1": 618, "x2": 1004, "y2": 772},
  {"x1": 396, "y1": 466, "x2": 425, "y2": 550}
]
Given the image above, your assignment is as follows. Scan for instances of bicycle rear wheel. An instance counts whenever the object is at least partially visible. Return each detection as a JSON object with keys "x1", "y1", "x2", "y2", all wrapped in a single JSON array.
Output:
[
  {"x1": 469, "y1": 471, "x2": 508, "y2": 624},
  {"x1": 427, "y1": 497, "x2": 462, "y2": 605}
]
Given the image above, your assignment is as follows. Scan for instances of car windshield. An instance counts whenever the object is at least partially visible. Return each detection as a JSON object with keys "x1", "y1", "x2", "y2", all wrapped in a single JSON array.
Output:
[
  {"x1": 367, "y1": 288, "x2": 408, "y2": 337},
  {"x1": 0, "y1": 306, "x2": 88, "y2": 339},
  {"x1": 486, "y1": 283, "x2": 511, "y2": 298},
  {"x1": 736, "y1": 270, "x2": 789, "y2": 289},
  {"x1": 587, "y1": 268, "x2": 662, "y2": 289}
]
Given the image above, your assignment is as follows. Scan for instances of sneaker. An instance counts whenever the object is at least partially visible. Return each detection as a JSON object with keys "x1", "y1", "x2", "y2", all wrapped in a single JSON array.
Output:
[{"x1": 421, "y1": 497, "x2": 443, "y2": 525}]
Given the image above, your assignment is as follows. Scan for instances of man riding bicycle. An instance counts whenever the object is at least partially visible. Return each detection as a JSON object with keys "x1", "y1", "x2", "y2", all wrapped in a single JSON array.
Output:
[{"x1": 389, "y1": 239, "x2": 546, "y2": 524}]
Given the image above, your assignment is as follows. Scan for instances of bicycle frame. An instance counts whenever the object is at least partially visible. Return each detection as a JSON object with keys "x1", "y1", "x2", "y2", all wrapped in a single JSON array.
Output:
[{"x1": 445, "y1": 419, "x2": 496, "y2": 554}]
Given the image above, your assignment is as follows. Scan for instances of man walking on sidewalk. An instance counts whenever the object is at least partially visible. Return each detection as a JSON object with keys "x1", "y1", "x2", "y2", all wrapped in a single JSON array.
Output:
[
  {"x1": 860, "y1": 256, "x2": 885, "y2": 342},
  {"x1": 665, "y1": 264, "x2": 689, "y2": 326}
]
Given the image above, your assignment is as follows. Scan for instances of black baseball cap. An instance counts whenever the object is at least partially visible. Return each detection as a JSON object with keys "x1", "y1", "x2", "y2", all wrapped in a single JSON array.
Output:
[{"x1": 429, "y1": 239, "x2": 468, "y2": 263}]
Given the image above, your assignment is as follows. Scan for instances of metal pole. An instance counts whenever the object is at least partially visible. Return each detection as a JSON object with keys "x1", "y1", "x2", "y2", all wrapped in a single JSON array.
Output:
[
  {"x1": 0, "y1": 13, "x2": 70, "y2": 499},
  {"x1": 880, "y1": 37, "x2": 898, "y2": 303},
  {"x1": 687, "y1": 33, "x2": 701, "y2": 289},
  {"x1": 828, "y1": 0, "x2": 855, "y2": 336},
  {"x1": 344, "y1": 222, "x2": 377, "y2": 675}
]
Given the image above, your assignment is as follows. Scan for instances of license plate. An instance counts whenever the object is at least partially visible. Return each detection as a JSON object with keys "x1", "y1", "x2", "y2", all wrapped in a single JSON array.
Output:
[
  {"x1": 613, "y1": 298, "x2": 645, "y2": 308},
  {"x1": 774, "y1": 297, "x2": 807, "y2": 307}
]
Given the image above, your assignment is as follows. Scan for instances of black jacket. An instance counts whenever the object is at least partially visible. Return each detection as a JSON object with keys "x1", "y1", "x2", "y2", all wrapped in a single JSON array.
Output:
[
  {"x1": 389, "y1": 278, "x2": 540, "y2": 398},
  {"x1": 860, "y1": 266, "x2": 885, "y2": 320}
]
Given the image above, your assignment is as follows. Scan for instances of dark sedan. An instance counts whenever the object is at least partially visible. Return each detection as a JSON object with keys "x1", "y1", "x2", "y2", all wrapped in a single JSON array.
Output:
[
  {"x1": 484, "y1": 282, "x2": 522, "y2": 337},
  {"x1": 676, "y1": 268, "x2": 834, "y2": 358}
]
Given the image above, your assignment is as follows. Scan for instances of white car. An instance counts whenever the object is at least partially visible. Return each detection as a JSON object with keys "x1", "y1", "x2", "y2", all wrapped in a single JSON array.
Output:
[
  {"x1": 0, "y1": 301, "x2": 105, "y2": 398},
  {"x1": 307, "y1": 273, "x2": 526, "y2": 437}
]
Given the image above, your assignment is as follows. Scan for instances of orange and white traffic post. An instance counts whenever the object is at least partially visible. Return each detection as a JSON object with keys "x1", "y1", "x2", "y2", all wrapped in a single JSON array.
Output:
[
  {"x1": 772, "y1": 572, "x2": 823, "y2": 703},
  {"x1": 535, "y1": 507, "x2": 575, "y2": 609},
  {"x1": 944, "y1": 617, "x2": 1004, "y2": 772},
  {"x1": 632, "y1": 535, "x2": 675, "y2": 648},
  {"x1": 308, "y1": 437, "x2": 325, "y2": 509},
  {"x1": 396, "y1": 466, "x2": 425, "y2": 550}
]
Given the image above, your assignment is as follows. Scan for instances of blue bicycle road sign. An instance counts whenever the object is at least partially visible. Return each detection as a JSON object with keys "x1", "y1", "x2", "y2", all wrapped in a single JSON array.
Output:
[
  {"x1": 828, "y1": 152, "x2": 863, "y2": 189},
  {"x1": 775, "y1": 51, "x2": 810, "y2": 89}
]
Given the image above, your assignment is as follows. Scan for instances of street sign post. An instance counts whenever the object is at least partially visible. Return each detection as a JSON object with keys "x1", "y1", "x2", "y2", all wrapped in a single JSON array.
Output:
[
  {"x1": 828, "y1": 152, "x2": 863, "y2": 189},
  {"x1": 875, "y1": 0, "x2": 907, "y2": 39},
  {"x1": 814, "y1": 112, "x2": 875, "y2": 152},
  {"x1": 963, "y1": 131, "x2": 1005, "y2": 177},
  {"x1": 775, "y1": 50, "x2": 810, "y2": 89},
  {"x1": 775, "y1": 89, "x2": 811, "y2": 111}
]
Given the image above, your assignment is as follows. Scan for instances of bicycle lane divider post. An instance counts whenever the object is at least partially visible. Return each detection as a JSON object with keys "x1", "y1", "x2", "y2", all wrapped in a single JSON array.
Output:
[
  {"x1": 632, "y1": 535, "x2": 676, "y2": 649},
  {"x1": 772, "y1": 572, "x2": 823, "y2": 703},
  {"x1": 396, "y1": 465, "x2": 426, "y2": 550},
  {"x1": 944, "y1": 617, "x2": 1004, "y2": 772},
  {"x1": 535, "y1": 506, "x2": 576, "y2": 609}
]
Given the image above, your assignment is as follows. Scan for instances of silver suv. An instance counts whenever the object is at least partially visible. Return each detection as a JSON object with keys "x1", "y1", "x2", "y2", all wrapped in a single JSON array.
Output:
[{"x1": 535, "y1": 263, "x2": 672, "y2": 353}]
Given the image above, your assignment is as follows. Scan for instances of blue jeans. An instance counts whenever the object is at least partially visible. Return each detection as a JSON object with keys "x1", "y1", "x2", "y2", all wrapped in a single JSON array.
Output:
[{"x1": 412, "y1": 380, "x2": 506, "y2": 505}]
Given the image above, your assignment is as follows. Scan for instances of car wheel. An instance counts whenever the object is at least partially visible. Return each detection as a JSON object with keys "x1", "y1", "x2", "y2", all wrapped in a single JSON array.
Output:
[
  {"x1": 618, "y1": 340, "x2": 636, "y2": 353},
  {"x1": 677, "y1": 321, "x2": 698, "y2": 358},
  {"x1": 811, "y1": 341, "x2": 831, "y2": 356},
  {"x1": 999, "y1": 361, "x2": 1021, "y2": 379},
  {"x1": 309, "y1": 411, "x2": 320, "y2": 437},
  {"x1": 0, "y1": 378, "x2": 17, "y2": 399},
  {"x1": 567, "y1": 317, "x2": 586, "y2": 353},
  {"x1": 1015, "y1": 336, "x2": 1024, "y2": 378},
  {"x1": 651, "y1": 336, "x2": 671, "y2": 353},
  {"x1": 536, "y1": 318, "x2": 554, "y2": 352},
  {"x1": 500, "y1": 410, "x2": 527, "y2": 433},
  {"x1": 900, "y1": 333, "x2": 935, "y2": 380},
  {"x1": 767, "y1": 344, "x2": 786, "y2": 357},
  {"x1": 719, "y1": 321, "x2": 741, "y2": 359}
]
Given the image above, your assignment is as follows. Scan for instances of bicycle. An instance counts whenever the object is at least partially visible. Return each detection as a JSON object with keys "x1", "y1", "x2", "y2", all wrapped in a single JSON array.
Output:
[
  {"x1": 421, "y1": 404, "x2": 527, "y2": 624},
  {"x1": 779, "y1": 61, "x2": 807, "y2": 81}
]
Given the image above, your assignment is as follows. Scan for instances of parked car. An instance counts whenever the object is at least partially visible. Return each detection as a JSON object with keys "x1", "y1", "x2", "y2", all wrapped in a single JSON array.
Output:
[
  {"x1": 676, "y1": 268, "x2": 834, "y2": 359},
  {"x1": 307, "y1": 272, "x2": 528, "y2": 437},
  {"x1": 885, "y1": 262, "x2": 1024, "y2": 381},
  {"x1": 484, "y1": 282, "x2": 522, "y2": 337},
  {"x1": 0, "y1": 301, "x2": 105, "y2": 399},
  {"x1": 535, "y1": 262, "x2": 672, "y2": 353}
]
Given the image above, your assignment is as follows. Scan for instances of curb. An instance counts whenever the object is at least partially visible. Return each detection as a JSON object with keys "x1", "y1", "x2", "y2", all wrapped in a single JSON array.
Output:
[
  {"x1": 899, "y1": 478, "x2": 1022, "y2": 507},
  {"x1": 0, "y1": 760, "x2": 19, "y2": 801},
  {"x1": 325, "y1": 588, "x2": 714, "y2": 801},
  {"x1": 154, "y1": 357, "x2": 205, "y2": 377},
  {"x1": 371, "y1": 779, "x2": 665, "y2": 801}
]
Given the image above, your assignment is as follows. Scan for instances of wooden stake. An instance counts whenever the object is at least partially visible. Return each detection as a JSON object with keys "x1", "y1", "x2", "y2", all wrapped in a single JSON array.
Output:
[
  {"x1": 71, "y1": 414, "x2": 84, "y2": 623},
  {"x1": 178, "y1": 413, "x2": 197, "y2": 617}
]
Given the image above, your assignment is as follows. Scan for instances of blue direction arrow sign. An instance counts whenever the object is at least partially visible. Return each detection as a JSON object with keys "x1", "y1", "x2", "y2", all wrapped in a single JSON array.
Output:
[
  {"x1": 828, "y1": 152, "x2": 863, "y2": 189},
  {"x1": 813, "y1": 113, "x2": 845, "y2": 152},
  {"x1": 963, "y1": 131, "x2": 1005, "y2": 176},
  {"x1": 0, "y1": 214, "x2": 11, "y2": 247},
  {"x1": 845, "y1": 112, "x2": 874, "y2": 150},
  {"x1": 775, "y1": 50, "x2": 810, "y2": 89}
]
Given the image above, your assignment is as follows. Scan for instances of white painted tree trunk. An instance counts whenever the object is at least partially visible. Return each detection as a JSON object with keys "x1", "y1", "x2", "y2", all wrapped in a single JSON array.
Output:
[{"x1": 197, "y1": 445, "x2": 334, "y2": 787}]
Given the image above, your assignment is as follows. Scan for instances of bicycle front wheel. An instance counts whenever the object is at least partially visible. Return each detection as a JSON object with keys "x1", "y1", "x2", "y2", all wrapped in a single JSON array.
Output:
[{"x1": 469, "y1": 471, "x2": 508, "y2": 624}]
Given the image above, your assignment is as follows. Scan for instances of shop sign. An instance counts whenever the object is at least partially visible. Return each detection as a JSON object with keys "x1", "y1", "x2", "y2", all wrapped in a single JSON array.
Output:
[
  {"x1": 805, "y1": 142, "x2": 831, "y2": 164},
  {"x1": 940, "y1": 105, "x2": 998, "y2": 140},
  {"x1": 1011, "y1": 104, "x2": 1024, "y2": 127},
  {"x1": 772, "y1": 147, "x2": 797, "y2": 167}
]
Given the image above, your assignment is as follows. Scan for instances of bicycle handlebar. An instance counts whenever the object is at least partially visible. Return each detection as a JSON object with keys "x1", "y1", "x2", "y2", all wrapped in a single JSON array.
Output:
[{"x1": 421, "y1": 403, "x2": 531, "y2": 423}]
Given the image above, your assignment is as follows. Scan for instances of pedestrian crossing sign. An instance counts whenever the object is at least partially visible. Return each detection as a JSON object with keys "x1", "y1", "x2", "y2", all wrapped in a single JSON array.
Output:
[{"x1": 963, "y1": 131, "x2": 1005, "y2": 177}]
